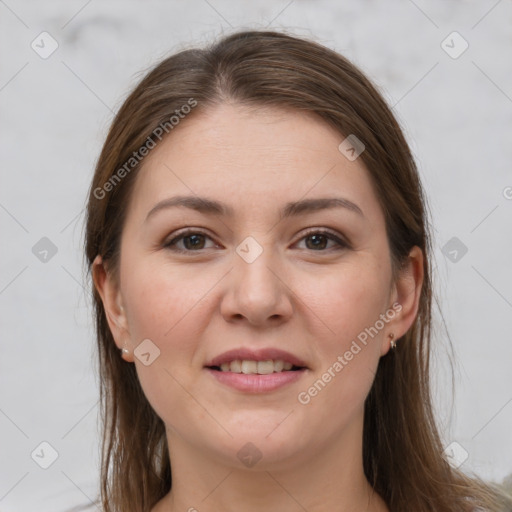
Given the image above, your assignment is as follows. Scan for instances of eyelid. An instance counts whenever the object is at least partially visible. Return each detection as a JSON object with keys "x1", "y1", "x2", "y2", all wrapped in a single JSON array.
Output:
[
  {"x1": 163, "y1": 228, "x2": 218, "y2": 252},
  {"x1": 298, "y1": 227, "x2": 349, "y2": 248},
  {"x1": 163, "y1": 227, "x2": 350, "y2": 253}
]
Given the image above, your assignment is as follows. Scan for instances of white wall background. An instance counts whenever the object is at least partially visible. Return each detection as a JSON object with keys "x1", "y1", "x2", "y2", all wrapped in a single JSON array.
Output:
[{"x1": 0, "y1": 1, "x2": 511, "y2": 510}]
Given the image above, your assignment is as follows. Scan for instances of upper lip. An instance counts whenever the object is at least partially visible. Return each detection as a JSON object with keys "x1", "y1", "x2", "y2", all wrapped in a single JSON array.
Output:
[{"x1": 205, "y1": 348, "x2": 308, "y2": 368}]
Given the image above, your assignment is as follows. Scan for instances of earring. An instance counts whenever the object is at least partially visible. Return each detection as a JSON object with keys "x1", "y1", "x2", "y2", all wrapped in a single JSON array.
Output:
[
  {"x1": 389, "y1": 333, "x2": 396, "y2": 350},
  {"x1": 120, "y1": 346, "x2": 130, "y2": 358}
]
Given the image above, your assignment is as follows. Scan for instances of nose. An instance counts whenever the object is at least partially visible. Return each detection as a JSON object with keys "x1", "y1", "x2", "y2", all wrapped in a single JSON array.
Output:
[{"x1": 220, "y1": 243, "x2": 294, "y2": 327}]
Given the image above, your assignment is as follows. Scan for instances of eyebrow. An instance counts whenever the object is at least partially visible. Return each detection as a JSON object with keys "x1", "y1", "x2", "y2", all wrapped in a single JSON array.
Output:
[{"x1": 145, "y1": 195, "x2": 365, "y2": 223}]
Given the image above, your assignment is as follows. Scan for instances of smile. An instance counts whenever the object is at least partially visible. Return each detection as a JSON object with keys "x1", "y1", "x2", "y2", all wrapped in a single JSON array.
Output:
[
  {"x1": 205, "y1": 362, "x2": 307, "y2": 393},
  {"x1": 209, "y1": 359, "x2": 303, "y2": 374},
  {"x1": 204, "y1": 347, "x2": 309, "y2": 392}
]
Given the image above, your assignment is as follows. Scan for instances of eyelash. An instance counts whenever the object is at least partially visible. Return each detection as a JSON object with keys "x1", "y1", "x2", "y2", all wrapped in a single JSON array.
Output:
[{"x1": 163, "y1": 228, "x2": 349, "y2": 254}]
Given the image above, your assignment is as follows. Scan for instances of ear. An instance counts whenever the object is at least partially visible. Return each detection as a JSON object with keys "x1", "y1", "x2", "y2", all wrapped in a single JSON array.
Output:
[
  {"x1": 381, "y1": 245, "x2": 424, "y2": 355},
  {"x1": 92, "y1": 255, "x2": 134, "y2": 362}
]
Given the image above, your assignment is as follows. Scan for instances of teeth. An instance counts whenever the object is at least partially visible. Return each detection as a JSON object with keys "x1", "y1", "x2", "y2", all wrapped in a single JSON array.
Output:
[
  {"x1": 257, "y1": 360, "x2": 274, "y2": 375},
  {"x1": 241, "y1": 360, "x2": 257, "y2": 374},
  {"x1": 217, "y1": 359, "x2": 299, "y2": 374},
  {"x1": 230, "y1": 360, "x2": 241, "y2": 373},
  {"x1": 274, "y1": 360, "x2": 284, "y2": 372}
]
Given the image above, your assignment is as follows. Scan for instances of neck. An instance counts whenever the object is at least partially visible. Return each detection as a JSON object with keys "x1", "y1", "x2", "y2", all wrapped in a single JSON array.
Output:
[{"x1": 153, "y1": 414, "x2": 388, "y2": 512}]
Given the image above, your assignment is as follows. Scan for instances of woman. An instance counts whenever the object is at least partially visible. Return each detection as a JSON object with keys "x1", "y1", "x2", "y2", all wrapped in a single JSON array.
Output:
[{"x1": 84, "y1": 29, "x2": 512, "y2": 511}]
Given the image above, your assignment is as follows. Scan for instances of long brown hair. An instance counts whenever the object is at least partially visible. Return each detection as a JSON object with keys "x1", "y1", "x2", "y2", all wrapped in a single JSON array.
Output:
[{"x1": 83, "y1": 29, "x2": 512, "y2": 512}]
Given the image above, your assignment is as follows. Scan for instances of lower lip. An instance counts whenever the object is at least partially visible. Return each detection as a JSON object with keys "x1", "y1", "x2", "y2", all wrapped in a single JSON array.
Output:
[{"x1": 205, "y1": 368, "x2": 306, "y2": 393}]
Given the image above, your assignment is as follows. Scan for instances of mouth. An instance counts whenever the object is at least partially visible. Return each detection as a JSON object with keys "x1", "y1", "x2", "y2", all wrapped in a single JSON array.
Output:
[
  {"x1": 204, "y1": 348, "x2": 309, "y2": 393},
  {"x1": 204, "y1": 347, "x2": 309, "y2": 373},
  {"x1": 206, "y1": 359, "x2": 306, "y2": 374}
]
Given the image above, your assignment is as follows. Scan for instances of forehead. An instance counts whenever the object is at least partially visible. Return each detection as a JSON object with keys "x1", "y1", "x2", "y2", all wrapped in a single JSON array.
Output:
[{"x1": 126, "y1": 103, "x2": 384, "y2": 228}]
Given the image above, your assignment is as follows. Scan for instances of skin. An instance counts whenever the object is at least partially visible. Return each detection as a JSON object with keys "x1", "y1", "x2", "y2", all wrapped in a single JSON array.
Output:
[{"x1": 93, "y1": 102, "x2": 423, "y2": 512}]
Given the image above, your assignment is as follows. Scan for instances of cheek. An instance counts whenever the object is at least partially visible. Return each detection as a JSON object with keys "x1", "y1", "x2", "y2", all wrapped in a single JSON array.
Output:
[
  {"x1": 121, "y1": 259, "x2": 224, "y2": 383},
  {"x1": 122, "y1": 258, "x2": 201, "y2": 339},
  {"x1": 300, "y1": 352, "x2": 378, "y2": 428},
  {"x1": 297, "y1": 260, "x2": 389, "y2": 408},
  {"x1": 120, "y1": 263, "x2": 213, "y2": 427},
  {"x1": 306, "y1": 258, "x2": 390, "y2": 346}
]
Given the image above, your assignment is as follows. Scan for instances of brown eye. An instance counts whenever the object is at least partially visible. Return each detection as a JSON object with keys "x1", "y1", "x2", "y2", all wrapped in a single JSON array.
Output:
[
  {"x1": 296, "y1": 230, "x2": 348, "y2": 252},
  {"x1": 163, "y1": 228, "x2": 349, "y2": 254},
  {"x1": 164, "y1": 230, "x2": 216, "y2": 252}
]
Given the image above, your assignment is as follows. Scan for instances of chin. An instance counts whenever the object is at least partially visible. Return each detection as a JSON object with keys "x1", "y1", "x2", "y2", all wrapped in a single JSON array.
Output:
[{"x1": 210, "y1": 424, "x2": 312, "y2": 470}]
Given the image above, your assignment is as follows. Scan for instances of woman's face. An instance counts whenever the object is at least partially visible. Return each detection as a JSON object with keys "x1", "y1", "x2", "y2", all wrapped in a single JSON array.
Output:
[{"x1": 96, "y1": 103, "x2": 418, "y2": 470}]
